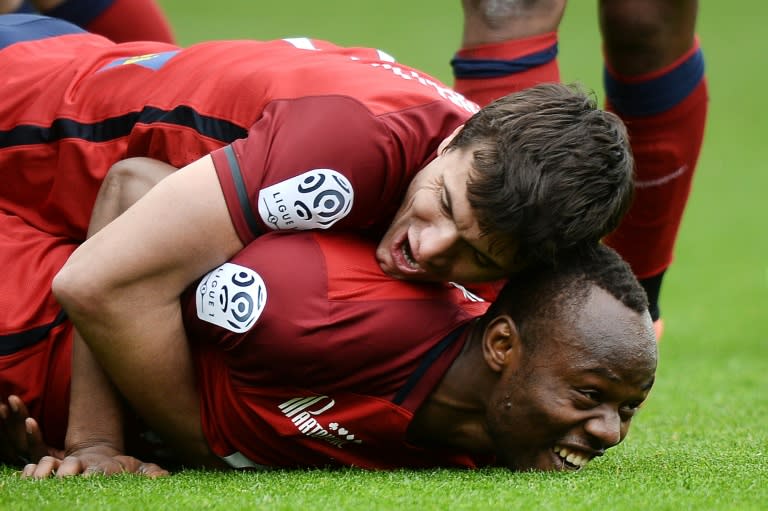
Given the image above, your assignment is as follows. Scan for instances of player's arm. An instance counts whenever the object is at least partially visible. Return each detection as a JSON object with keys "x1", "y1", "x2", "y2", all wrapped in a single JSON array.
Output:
[
  {"x1": 23, "y1": 157, "x2": 186, "y2": 478},
  {"x1": 37, "y1": 158, "x2": 178, "y2": 477},
  {"x1": 52, "y1": 155, "x2": 241, "y2": 471},
  {"x1": 87, "y1": 157, "x2": 178, "y2": 236}
]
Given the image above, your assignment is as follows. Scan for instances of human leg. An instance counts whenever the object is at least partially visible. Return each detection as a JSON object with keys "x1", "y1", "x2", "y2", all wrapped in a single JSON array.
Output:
[
  {"x1": 0, "y1": 0, "x2": 35, "y2": 13},
  {"x1": 453, "y1": 0, "x2": 566, "y2": 106},
  {"x1": 600, "y1": 0, "x2": 708, "y2": 329},
  {"x1": 31, "y1": 0, "x2": 175, "y2": 43}
]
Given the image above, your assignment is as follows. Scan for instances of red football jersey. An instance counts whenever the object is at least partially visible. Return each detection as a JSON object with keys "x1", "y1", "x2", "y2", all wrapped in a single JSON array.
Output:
[
  {"x1": 0, "y1": 212, "x2": 76, "y2": 448},
  {"x1": 183, "y1": 231, "x2": 491, "y2": 469},
  {"x1": 1, "y1": 221, "x2": 491, "y2": 468},
  {"x1": 0, "y1": 33, "x2": 477, "y2": 241}
]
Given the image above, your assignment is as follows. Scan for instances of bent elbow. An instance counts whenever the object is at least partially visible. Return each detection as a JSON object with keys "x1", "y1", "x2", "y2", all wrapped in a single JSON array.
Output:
[{"x1": 52, "y1": 255, "x2": 103, "y2": 320}]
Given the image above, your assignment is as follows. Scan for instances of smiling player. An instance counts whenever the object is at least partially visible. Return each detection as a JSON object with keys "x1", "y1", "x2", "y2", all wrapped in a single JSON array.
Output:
[{"x1": 3, "y1": 219, "x2": 656, "y2": 474}]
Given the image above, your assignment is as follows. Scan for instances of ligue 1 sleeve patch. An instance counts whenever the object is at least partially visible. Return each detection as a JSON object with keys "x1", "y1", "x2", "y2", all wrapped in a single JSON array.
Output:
[
  {"x1": 258, "y1": 169, "x2": 353, "y2": 231},
  {"x1": 195, "y1": 263, "x2": 267, "y2": 333}
]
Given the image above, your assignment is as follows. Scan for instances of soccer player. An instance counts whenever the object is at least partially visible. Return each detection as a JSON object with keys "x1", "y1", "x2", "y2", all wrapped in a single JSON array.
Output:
[
  {"x1": 1, "y1": 211, "x2": 657, "y2": 475},
  {"x1": 0, "y1": 0, "x2": 174, "y2": 42},
  {"x1": 0, "y1": 13, "x2": 636, "y2": 473},
  {"x1": 1, "y1": 13, "x2": 632, "y2": 281},
  {"x1": 453, "y1": 0, "x2": 708, "y2": 337}
]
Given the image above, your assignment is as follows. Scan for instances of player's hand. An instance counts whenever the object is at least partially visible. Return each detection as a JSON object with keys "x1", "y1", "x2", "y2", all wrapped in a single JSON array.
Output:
[
  {"x1": 0, "y1": 395, "x2": 64, "y2": 466},
  {"x1": 20, "y1": 444, "x2": 169, "y2": 479}
]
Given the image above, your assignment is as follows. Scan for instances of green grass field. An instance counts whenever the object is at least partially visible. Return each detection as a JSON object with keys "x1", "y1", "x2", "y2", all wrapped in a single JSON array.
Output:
[{"x1": 2, "y1": 1, "x2": 767, "y2": 510}]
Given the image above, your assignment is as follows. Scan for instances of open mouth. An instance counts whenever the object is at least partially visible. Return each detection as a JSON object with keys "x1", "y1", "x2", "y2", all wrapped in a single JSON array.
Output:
[
  {"x1": 553, "y1": 446, "x2": 590, "y2": 471},
  {"x1": 391, "y1": 234, "x2": 423, "y2": 275},
  {"x1": 402, "y1": 239, "x2": 419, "y2": 270}
]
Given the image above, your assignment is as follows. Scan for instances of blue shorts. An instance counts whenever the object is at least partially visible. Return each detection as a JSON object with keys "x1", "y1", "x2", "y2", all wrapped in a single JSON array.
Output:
[{"x1": 0, "y1": 14, "x2": 84, "y2": 50}]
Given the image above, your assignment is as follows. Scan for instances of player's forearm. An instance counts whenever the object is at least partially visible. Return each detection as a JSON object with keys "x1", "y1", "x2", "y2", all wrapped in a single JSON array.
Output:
[
  {"x1": 54, "y1": 156, "x2": 242, "y2": 464},
  {"x1": 55, "y1": 242, "x2": 211, "y2": 462},
  {"x1": 65, "y1": 332, "x2": 125, "y2": 453},
  {"x1": 65, "y1": 158, "x2": 177, "y2": 453},
  {"x1": 67, "y1": 298, "x2": 210, "y2": 462}
]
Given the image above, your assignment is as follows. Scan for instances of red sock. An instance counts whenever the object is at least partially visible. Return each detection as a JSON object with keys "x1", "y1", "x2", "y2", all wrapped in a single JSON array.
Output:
[
  {"x1": 451, "y1": 32, "x2": 560, "y2": 107},
  {"x1": 88, "y1": 0, "x2": 174, "y2": 43},
  {"x1": 603, "y1": 41, "x2": 708, "y2": 279},
  {"x1": 43, "y1": 0, "x2": 175, "y2": 43}
]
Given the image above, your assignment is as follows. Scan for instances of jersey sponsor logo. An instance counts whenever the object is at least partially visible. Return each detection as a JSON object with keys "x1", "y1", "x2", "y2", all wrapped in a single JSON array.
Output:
[
  {"x1": 195, "y1": 263, "x2": 267, "y2": 333},
  {"x1": 99, "y1": 50, "x2": 180, "y2": 72},
  {"x1": 258, "y1": 169, "x2": 353, "y2": 231},
  {"x1": 279, "y1": 395, "x2": 363, "y2": 448}
]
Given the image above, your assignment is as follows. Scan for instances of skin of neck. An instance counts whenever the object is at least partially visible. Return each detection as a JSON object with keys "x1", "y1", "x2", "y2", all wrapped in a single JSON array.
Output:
[{"x1": 406, "y1": 319, "x2": 497, "y2": 454}]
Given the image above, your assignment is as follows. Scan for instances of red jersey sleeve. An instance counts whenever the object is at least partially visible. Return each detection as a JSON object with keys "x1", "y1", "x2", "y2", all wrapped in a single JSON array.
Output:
[{"x1": 210, "y1": 95, "x2": 464, "y2": 244}]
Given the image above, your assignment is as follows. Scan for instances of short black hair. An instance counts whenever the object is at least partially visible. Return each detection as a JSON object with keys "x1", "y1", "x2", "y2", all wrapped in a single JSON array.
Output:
[{"x1": 479, "y1": 243, "x2": 648, "y2": 349}]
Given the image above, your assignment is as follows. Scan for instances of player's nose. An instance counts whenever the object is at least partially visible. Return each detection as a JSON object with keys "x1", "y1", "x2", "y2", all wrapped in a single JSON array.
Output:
[
  {"x1": 584, "y1": 406, "x2": 622, "y2": 448},
  {"x1": 416, "y1": 223, "x2": 460, "y2": 269}
]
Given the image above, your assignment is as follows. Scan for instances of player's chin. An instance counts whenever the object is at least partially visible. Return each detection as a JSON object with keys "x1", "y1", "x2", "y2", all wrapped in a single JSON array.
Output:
[
  {"x1": 376, "y1": 261, "x2": 433, "y2": 282},
  {"x1": 376, "y1": 234, "x2": 429, "y2": 281},
  {"x1": 374, "y1": 245, "x2": 409, "y2": 281}
]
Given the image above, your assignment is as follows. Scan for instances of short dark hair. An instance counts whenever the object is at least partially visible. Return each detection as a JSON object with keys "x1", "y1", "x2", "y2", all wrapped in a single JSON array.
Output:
[
  {"x1": 479, "y1": 243, "x2": 648, "y2": 351},
  {"x1": 446, "y1": 83, "x2": 634, "y2": 268}
]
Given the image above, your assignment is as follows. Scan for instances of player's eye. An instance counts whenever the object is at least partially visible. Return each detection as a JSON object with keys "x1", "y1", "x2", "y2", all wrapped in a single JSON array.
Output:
[
  {"x1": 473, "y1": 249, "x2": 495, "y2": 269},
  {"x1": 578, "y1": 389, "x2": 601, "y2": 403},
  {"x1": 439, "y1": 185, "x2": 451, "y2": 216},
  {"x1": 620, "y1": 400, "x2": 644, "y2": 419}
]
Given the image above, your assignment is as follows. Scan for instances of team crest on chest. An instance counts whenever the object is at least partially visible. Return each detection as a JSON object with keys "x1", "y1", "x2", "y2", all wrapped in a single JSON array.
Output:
[
  {"x1": 258, "y1": 169, "x2": 353, "y2": 230},
  {"x1": 195, "y1": 263, "x2": 267, "y2": 333},
  {"x1": 99, "y1": 50, "x2": 180, "y2": 72}
]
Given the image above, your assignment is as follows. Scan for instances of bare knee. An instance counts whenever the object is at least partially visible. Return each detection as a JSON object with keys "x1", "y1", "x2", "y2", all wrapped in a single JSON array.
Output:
[
  {"x1": 0, "y1": 0, "x2": 25, "y2": 13},
  {"x1": 600, "y1": 0, "x2": 698, "y2": 74},
  {"x1": 461, "y1": 0, "x2": 567, "y2": 47},
  {"x1": 100, "y1": 158, "x2": 176, "y2": 212},
  {"x1": 32, "y1": 0, "x2": 64, "y2": 9}
]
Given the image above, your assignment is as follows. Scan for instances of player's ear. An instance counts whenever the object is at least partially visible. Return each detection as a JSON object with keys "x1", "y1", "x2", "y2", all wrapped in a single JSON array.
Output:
[
  {"x1": 481, "y1": 314, "x2": 522, "y2": 373},
  {"x1": 437, "y1": 124, "x2": 464, "y2": 153}
]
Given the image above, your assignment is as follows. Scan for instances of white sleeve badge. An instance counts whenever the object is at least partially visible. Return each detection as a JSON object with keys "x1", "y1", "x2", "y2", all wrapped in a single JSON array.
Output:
[
  {"x1": 195, "y1": 263, "x2": 267, "y2": 333},
  {"x1": 257, "y1": 169, "x2": 353, "y2": 231}
]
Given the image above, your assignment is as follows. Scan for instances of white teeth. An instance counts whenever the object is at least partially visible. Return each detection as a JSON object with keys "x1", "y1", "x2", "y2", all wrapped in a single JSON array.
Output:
[
  {"x1": 402, "y1": 241, "x2": 420, "y2": 269},
  {"x1": 553, "y1": 446, "x2": 588, "y2": 468},
  {"x1": 567, "y1": 453, "x2": 586, "y2": 467}
]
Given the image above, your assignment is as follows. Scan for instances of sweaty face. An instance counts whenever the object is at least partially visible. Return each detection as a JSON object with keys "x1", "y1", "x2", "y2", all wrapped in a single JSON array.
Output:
[
  {"x1": 376, "y1": 142, "x2": 521, "y2": 283},
  {"x1": 486, "y1": 287, "x2": 657, "y2": 472}
]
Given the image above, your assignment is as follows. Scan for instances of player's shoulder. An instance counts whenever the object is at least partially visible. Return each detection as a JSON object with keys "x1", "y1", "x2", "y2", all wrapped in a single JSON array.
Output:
[
  {"x1": 311, "y1": 231, "x2": 381, "y2": 278},
  {"x1": 313, "y1": 232, "x2": 472, "y2": 306},
  {"x1": 227, "y1": 231, "x2": 362, "y2": 283}
]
